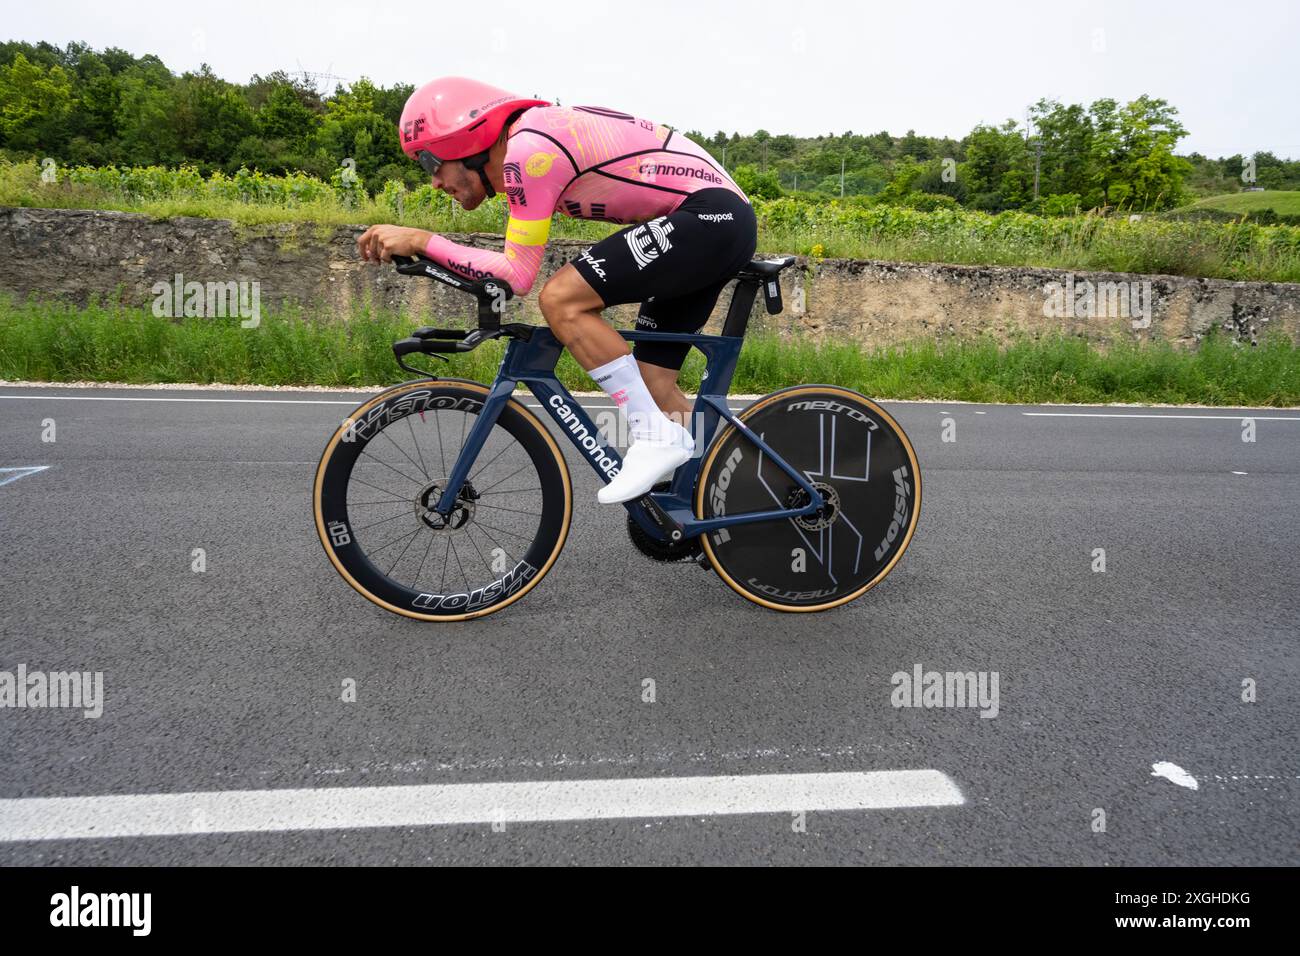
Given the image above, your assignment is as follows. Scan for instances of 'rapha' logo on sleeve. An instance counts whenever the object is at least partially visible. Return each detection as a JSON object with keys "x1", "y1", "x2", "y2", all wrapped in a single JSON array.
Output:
[{"x1": 50, "y1": 886, "x2": 151, "y2": 936}]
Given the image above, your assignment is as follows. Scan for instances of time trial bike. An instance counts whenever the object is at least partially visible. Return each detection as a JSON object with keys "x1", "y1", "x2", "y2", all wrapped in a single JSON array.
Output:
[{"x1": 314, "y1": 253, "x2": 921, "y2": 621}]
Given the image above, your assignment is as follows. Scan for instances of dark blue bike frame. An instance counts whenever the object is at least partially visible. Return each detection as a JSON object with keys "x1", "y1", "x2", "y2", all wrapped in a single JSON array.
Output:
[{"x1": 432, "y1": 326, "x2": 825, "y2": 543}]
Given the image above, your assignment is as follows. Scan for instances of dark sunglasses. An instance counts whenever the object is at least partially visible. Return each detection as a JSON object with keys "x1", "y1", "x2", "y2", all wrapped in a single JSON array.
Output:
[{"x1": 416, "y1": 150, "x2": 443, "y2": 175}]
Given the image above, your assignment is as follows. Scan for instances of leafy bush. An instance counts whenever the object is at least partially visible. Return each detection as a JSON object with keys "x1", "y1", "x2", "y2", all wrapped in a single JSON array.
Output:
[
  {"x1": 733, "y1": 163, "x2": 783, "y2": 200},
  {"x1": 1041, "y1": 193, "x2": 1083, "y2": 216},
  {"x1": 897, "y1": 192, "x2": 961, "y2": 213}
]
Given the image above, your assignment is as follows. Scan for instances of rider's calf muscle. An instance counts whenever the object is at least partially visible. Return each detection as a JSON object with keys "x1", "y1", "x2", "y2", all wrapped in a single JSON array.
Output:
[{"x1": 640, "y1": 364, "x2": 693, "y2": 423}]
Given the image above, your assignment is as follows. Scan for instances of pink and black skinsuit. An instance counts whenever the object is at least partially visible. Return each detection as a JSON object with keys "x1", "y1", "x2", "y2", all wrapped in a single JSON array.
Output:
[{"x1": 422, "y1": 104, "x2": 758, "y2": 370}]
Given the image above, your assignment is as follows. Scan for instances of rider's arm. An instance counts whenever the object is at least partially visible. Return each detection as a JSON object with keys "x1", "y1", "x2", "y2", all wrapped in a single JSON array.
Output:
[{"x1": 422, "y1": 130, "x2": 576, "y2": 295}]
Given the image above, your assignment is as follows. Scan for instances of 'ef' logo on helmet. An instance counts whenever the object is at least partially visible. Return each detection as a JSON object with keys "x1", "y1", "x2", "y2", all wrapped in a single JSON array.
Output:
[{"x1": 402, "y1": 115, "x2": 427, "y2": 143}]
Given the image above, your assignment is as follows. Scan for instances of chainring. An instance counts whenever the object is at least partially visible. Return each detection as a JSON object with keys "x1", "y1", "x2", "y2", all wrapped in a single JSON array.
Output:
[
  {"x1": 626, "y1": 513, "x2": 704, "y2": 563},
  {"x1": 625, "y1": 482, "x2": 706, "y2": 566}
]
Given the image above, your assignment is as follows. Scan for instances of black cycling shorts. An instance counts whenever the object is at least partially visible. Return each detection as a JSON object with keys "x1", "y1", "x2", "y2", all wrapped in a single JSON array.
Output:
[{"x1": 570, "y1": 187, "x2": 758, "y2": 370}]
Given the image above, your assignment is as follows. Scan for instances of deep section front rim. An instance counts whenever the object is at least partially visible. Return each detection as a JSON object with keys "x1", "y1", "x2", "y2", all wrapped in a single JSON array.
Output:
[{"x1": 314, "y1": 380, "x2": 572, "y2": 621}]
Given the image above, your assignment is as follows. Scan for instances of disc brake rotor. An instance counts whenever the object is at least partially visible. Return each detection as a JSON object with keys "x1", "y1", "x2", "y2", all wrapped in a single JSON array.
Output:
[
  {"x1": 786, "y1": 481, "x2": 841, "y2": 532},
  {"x1": 416, "y1": 479, "x2": 479, "y2": 532}
]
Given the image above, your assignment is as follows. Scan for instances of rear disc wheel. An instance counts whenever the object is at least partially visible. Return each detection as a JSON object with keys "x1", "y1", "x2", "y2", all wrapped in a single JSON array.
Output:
[{"x1": 696, "y1": 385, "x2": 920, "y2": 612}]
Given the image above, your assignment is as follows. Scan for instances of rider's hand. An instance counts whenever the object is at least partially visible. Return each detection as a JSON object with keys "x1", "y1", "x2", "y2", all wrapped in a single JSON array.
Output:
[{"x1": 356, "y1": 225, "x2": 434, "y2": 263}]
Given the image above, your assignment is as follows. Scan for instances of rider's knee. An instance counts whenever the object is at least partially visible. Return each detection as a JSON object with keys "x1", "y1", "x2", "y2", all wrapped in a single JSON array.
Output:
[
  {"x1": 538, "y1": 277, "x2": 580, "y2": 338},
  {"x1": 537, "y1": 275, "x2": 563, "y2": 317}
]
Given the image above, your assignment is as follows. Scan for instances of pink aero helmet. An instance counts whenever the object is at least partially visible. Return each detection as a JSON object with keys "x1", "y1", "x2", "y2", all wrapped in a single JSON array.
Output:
[{"x1": 399, "y1": 77, "x2": 548, "y2": 195}]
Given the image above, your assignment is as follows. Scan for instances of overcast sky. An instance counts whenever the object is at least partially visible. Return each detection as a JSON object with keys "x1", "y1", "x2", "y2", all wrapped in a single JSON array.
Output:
[{"x1": 7, "y1": 0, "x2": 1298, "y2": 157}]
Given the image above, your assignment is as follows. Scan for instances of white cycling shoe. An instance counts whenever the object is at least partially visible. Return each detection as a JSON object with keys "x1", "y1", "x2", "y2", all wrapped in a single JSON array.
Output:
[{"x1": 597, "y1": 422, "x2": 695, "y2": 505}]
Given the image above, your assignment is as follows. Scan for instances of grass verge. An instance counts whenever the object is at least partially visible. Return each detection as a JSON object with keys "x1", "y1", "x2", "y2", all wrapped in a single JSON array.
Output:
[{"x1": 1, "y1": 294, "x2": 1296, "y2": 406}]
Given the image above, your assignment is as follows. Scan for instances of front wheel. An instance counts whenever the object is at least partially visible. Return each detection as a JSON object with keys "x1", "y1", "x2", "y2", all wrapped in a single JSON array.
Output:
[
  {"x1": 314, "y1": 379, "x2": 572, "y2": 621},
  {"x1": 696, "y1": 385, "x2": 921, "y2": 612}
]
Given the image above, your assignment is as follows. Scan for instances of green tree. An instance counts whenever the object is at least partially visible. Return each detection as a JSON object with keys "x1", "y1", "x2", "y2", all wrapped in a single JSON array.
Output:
[
  {"x1": 173, "y1": 65, "x2": 256, "y2": 168},
  {"x1": 900, "y1": 128, "x2": 930, "y2": 160},
  {"x1": 733, "y1": 162, "x2": 783, "y2": 199},
  {"x1": 769, "y1": 134, "x2": 797, "y2": 159},
  {"x1": 113, "y1": 66, "x2": 180, "y2": 165},
  {"x1": 912, "y1": 158, "x2": 968, "y2": 202},
  {"x1": 813, "y1": 167, "x2": 885, "y2": 196},
  {"x1": 1117, "y1": 96, "x2": 1190, "y2": 208},
  {"x1": 313, "y1": 78, "x2": 403, "y2": 190},
  {"x1": 1029, "y1": 99, "x2": 1095, "y2": 202},
  {"x1": 959, "y1": 121, "x2": 1027, "y2": 209},
  {"x1": 1087, "y1": 95, "x2": 1189, "y2": 210},
  {"x1": 1087, "y1": 97, "x2": 1123, "y2": 206},
  {"x1": 0, "y1": 53, "x2": 73, "y2": 153},
  {"x1": 258, "y1": 83, "x2": 318, "y2": 144}
]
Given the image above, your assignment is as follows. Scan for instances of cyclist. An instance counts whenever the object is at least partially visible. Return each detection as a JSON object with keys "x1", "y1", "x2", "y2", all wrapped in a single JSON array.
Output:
[{"x1": 357, "y1": 77, "x2": 757, "y2": 504}]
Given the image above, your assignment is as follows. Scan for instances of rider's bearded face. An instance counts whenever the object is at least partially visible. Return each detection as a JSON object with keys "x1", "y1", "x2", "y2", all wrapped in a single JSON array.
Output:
[{"x1": 429, "y1": 160, "x2": 484, "y2": 210}]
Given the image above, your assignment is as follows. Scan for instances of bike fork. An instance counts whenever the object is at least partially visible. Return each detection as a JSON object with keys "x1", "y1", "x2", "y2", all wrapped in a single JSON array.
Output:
[{"x1": 432, "y1": 377, "x2": 516, "y2": 516}]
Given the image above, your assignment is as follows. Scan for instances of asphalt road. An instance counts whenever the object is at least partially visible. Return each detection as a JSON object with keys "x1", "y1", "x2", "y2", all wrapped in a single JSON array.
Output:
[{"x1": 1, "y1": 384, "x2": 1296, "y2": 865}]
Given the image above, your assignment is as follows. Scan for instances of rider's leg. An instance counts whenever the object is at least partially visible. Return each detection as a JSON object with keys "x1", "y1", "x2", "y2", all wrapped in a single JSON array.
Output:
[
  {"x1": 629, "y1": 278, "x2": 733, "y2": 443},
  {"x1": 539, "y1": 264, "x2": 680, "y2": 438},
  {"x1": 536, "y1": 263, "x2": 628, "y2": 370},
  {"x1": 638, "y1": 361, "x2": 693, "y2": 428},
  {"x1": 556, "y1": 191, "x2": 755, "y2": 503},
  {"x1": 532, "y1": 269, "x2": 692, "y2": 427},
  {"x1": 539, "y1": 266, "x2": 692, "y2": 504}
]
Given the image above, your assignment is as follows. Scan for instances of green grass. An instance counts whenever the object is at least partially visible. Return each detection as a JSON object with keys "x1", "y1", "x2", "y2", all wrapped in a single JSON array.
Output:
[
  {"x1": 719, "y1": 330, "x2": 1299, "y2": 405},
  {"x1": 2, "y1": 294, "x2": 1296, "y2": 407},
  {"x1": 1184, "y1": 190, "x2": 1300, "y2": 217}
]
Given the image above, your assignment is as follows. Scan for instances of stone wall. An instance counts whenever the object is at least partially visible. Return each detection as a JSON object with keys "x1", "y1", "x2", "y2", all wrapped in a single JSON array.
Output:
[{"x1": 2, "y1": 206, "x2": 1297, "y2": 347}]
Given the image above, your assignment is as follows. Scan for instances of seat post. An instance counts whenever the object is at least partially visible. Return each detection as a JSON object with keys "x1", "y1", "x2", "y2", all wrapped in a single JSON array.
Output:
[{"x1": 721, "y1": 278, "x2": 761, "y2": 338}]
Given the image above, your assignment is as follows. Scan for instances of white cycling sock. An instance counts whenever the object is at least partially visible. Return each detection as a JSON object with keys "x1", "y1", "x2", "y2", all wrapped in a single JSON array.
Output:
[{"x1": 589, "y1": 353, "x2": 678, "y2": 443}]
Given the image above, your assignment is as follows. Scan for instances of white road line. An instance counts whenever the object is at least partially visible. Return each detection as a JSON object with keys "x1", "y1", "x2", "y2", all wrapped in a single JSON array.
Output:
[
  {"x1": 1023, "y1": 412, "x2": 1300, "y2": 421},
  {"x1": 0, "y1": 770, "x2": 963, "y2": 841},
  {"x1": 0, "y1": 466, "x2": 50, "y2": 487},
  {"x1": 0, "y1": 394, "x2": 359, "y2": 406},
  {"x1": 0, "y1": 394, "x2": 748, "y2": 412},
  {"x1": 521, "y1": 404, "x2": 749, "y2": 412}
]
